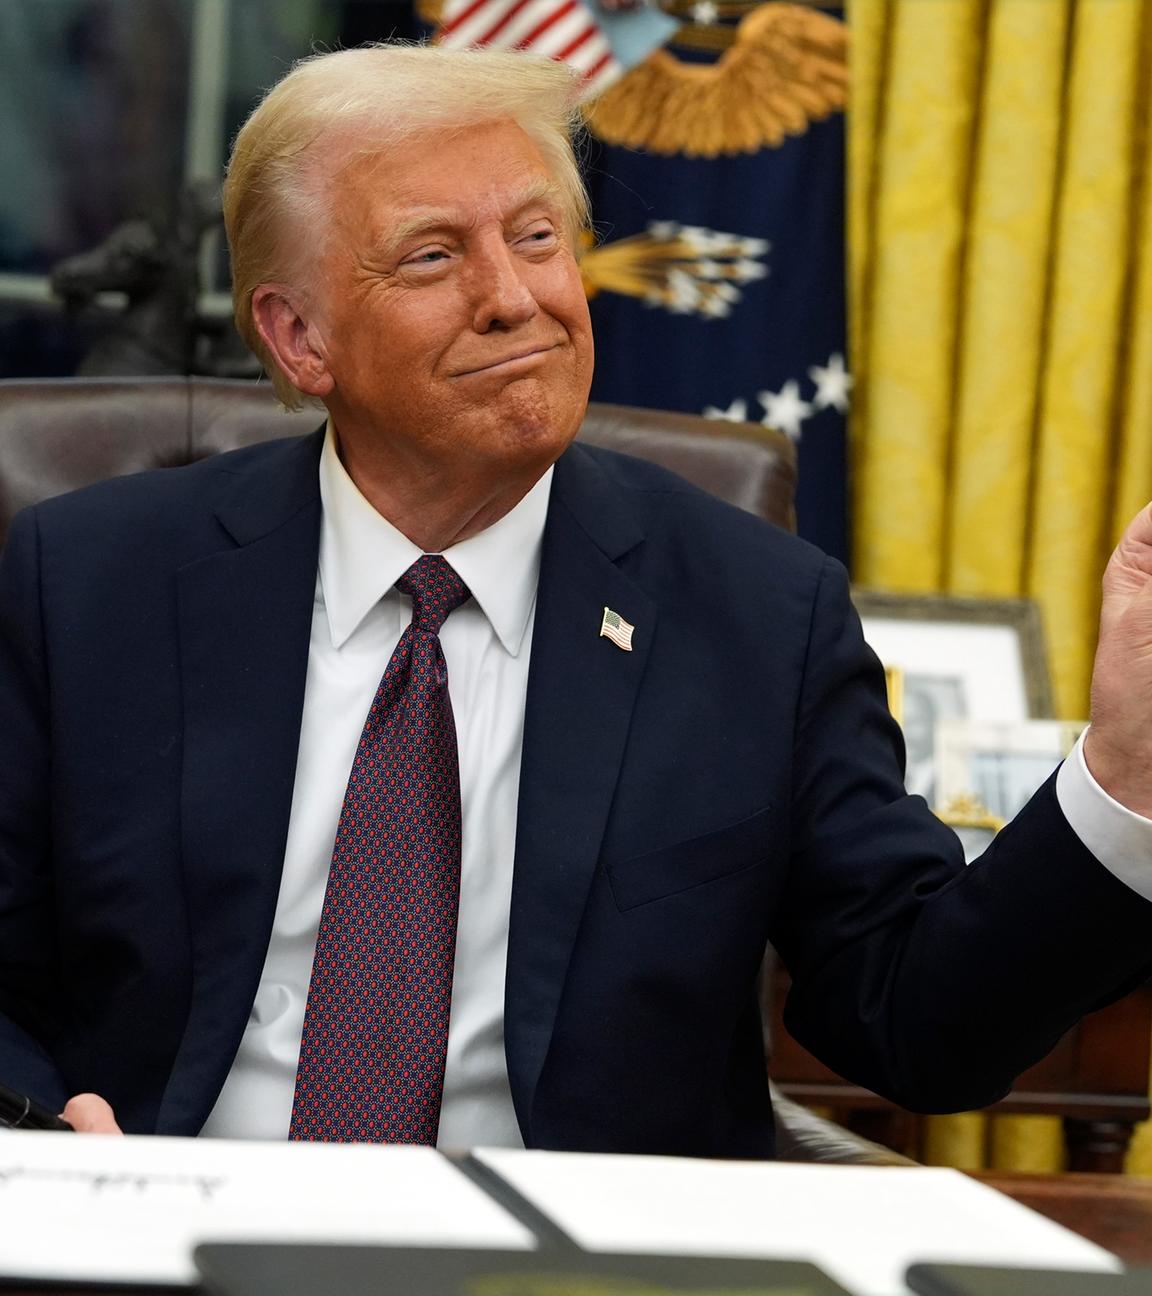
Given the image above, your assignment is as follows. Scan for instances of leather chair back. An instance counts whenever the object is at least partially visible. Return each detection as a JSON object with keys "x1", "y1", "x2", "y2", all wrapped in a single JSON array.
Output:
[{"x1": 0, "y1": 377, "x2": 796, "y2": 547}]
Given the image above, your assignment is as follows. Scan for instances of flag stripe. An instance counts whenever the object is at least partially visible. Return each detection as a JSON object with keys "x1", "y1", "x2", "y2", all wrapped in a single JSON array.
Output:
[
  {"x1": 497, "y1": 0, "x2": 576, "y2": 47},
  {"x1": 471, "y1": 0, "x2": 537, "y2": 46},
  {"x1": 438, "y1": 0, "x2": 496, "y2": 38},
  {"x1": 444, "y1": 0, "x2": 559, "y2": 51},
  {"x1": 512, "y1": 0, "x2": 578, "y2": 50},
  {"x1": 582, "y1": 50, "x2": 622, "y2": 95},
  {"x1": 437, "y1": 0, "x2": 624, "y2": 103},
  {"x1": 554, "y1": 22, "x2": 598, "y2": 64},
  {"x1": 530, "y1": 10, "x2": 597, "y2": 59}
]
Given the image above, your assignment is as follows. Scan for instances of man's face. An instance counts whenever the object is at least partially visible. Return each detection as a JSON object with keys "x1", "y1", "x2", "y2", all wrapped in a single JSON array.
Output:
[{"x1": 305, "y1": 118, "x2": 594, "y2": 479}]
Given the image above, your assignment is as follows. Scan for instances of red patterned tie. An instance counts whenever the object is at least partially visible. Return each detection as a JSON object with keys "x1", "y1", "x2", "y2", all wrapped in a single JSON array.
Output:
[{"x1": 289, "y1": 555, "x2": 471, "y2": 1143}]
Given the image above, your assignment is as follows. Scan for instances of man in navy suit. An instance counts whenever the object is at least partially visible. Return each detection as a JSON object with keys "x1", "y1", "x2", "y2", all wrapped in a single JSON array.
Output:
[{"x1": 3, "y1": 45, "x2": 1152, "y2": 1151}]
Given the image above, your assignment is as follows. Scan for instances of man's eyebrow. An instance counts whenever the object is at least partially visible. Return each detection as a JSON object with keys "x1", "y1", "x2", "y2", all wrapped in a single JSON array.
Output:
[
  {"x1": 380, "y1": 178, "x2": 566, "y2": 257},
  {"x1": 504, "y1": 177, "x2": 566, "y2": 219}
]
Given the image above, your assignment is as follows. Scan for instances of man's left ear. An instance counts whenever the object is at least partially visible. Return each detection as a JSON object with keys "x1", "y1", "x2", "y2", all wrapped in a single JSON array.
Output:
[{"x1": 251, "y1": 284, "x2": 334, "y2": 399}]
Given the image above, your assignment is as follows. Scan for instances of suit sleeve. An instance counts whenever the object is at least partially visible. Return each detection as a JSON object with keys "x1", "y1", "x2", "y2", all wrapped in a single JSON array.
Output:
[
  {"x1": 774, "y1": 556, "x2": 1152, "y2": 1113},
  {"x1": 0, "y1": 508, "x2": 68, "y2": 1109}
]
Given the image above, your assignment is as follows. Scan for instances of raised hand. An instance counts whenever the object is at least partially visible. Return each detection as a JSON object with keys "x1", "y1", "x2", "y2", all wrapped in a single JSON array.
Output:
[{"x1": 1083, "y1": 502, "x2": 1152, "y2": 818}]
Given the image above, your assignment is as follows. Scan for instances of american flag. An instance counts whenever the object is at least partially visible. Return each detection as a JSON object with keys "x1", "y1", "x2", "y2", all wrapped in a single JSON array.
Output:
[
  {"x1": 437, "y1": 0, "x2": 624, "y2": 99},
  {"x1": 599, "y1": 606, "x2": 635, "y2": 651}
]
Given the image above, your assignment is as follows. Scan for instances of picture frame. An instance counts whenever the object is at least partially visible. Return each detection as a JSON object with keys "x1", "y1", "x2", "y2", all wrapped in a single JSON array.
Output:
[
  {"x1": 851, "y1": 591, "x2": 1053, "y2": 809},
  {"x1": 934, "y1": 791, "x2": 1005, "y2": 865},
  {"x1": 936, "y1": 718, "x2": 1086, "y2": 827}
]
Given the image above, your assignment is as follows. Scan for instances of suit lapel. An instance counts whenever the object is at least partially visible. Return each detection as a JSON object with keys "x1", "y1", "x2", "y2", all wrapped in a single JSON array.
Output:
[
  {"x1": 157, "y1": 431, "x2": 324, "y2": 1133},
  {"x1": 506, "y1": 445, "x2": 656, "y2": 1137}
]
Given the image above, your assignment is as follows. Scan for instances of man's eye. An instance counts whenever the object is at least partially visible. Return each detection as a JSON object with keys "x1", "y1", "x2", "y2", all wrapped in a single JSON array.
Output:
[{"x1": 406, "y1": 249, "x2": 449, "y2": 265}]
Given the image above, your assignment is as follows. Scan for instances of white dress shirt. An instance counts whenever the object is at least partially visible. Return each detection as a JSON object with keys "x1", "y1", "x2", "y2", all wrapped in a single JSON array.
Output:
[
  {"x1": 201, "y1": 427, "x2": 550, "y2": 1146},
  {"x1": 201, "y1": 426, "x2": 1152, "y2": 1145},
  {"x1": 1059, "y1": 732, "x2": 1152, "y2": 903}
]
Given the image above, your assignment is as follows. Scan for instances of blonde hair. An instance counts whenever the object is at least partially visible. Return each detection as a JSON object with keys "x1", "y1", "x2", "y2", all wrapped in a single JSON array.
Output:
[{"x1": 223, "y1": 44, "x2": 590, "y2": 409}]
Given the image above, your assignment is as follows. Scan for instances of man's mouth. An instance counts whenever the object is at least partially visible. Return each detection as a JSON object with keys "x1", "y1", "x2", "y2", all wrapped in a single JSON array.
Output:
[{"x1": 454, "y1": 344, "x2": 559, "y2": 378}]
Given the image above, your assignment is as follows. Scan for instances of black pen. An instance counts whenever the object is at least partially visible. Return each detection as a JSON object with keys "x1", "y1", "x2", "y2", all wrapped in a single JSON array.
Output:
[{"x1": 0, "y1": 1081, "x2": 73, "y2": 1131}]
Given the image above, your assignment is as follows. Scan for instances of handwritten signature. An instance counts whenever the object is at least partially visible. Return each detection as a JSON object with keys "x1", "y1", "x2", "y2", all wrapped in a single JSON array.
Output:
[{"x1": 0, "y1": 1167, "x2": 227, "y2": 1201}]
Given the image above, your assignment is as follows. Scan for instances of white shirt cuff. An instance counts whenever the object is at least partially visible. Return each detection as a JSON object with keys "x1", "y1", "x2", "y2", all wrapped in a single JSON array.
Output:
[{"x1": 1055, "y1": 728, "x2": 1152, "y2": 902}]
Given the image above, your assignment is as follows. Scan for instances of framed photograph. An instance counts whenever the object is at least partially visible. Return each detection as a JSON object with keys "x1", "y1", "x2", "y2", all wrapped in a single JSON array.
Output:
[
  {"x1": 936, "y1": 719, "x2": 1086, "y2": 826},
  {"x1": 851, "y1": 591, "x2": 1053, "y2": 808}
]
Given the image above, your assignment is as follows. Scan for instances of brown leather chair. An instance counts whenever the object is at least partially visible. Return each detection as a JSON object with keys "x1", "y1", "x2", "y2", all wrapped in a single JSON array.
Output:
[
  {"x1": 0, "y1": 375, "x2": 909, "y2": 1165},
  {"x1": 0, "y1": 377, "x2": 796, "y2": 545}
]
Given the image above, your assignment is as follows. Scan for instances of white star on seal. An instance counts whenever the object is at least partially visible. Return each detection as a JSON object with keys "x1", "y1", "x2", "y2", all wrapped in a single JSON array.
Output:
[
  {"x1": 758, "y1": 381, "x2": 813, "y2": 440},
  {"x1": 808, "y1": 352, "x2": 853, "y2": 413}
]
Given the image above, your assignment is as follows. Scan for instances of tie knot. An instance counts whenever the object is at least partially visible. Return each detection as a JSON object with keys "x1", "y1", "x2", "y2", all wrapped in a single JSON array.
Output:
[{"x1": 395, "y1": 554, "x2": 470, "y2": 635}]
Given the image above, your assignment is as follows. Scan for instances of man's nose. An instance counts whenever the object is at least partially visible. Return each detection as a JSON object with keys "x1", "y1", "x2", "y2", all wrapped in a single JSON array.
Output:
[{"x1": 467, "y1": 241, "x2": 539, "y2": 332}]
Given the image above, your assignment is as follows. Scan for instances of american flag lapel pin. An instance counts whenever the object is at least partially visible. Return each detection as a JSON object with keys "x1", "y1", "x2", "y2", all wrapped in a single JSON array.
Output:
[{"x1": 600, "y1": 606, "x2": 635, "y2": 652}]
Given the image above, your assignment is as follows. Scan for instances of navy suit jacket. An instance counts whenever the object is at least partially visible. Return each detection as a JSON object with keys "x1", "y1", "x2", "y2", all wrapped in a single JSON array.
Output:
[{"x1": 2, "y1": 429, "x2": 1151, "y2": 1154}]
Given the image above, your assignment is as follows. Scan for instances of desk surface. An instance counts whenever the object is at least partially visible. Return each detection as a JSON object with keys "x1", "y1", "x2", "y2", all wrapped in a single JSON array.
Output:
[
  {"x1": 977, "y1": 1171, "x2": 1152, "y2": 1267},
  {"x1": 5, "y1": 1170, "x2": 1150, "y2": 1294}
]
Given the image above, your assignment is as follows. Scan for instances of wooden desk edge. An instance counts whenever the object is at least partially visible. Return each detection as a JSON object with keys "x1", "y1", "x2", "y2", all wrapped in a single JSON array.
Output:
[{"x1": 975, "y1": 1170, "x2": 1152, "y2": 1267}]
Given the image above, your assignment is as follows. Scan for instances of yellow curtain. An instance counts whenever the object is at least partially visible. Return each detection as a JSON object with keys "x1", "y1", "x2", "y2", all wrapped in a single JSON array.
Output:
[
  {"x1": 851, "y1": 0, "x2": 1152, "y2": 717},
  {"x1": 848, "y1": 0, "x2": 1152, "y2": 1173}
]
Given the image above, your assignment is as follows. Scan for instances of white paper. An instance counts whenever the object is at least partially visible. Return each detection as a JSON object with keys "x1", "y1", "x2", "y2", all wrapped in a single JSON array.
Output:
[
  {"x1": 0, "y1": 1133, "x2": 535, "y2": 1285},
  {"x1": 476, "y1": 1150, "x2": 1120, "y2": 1296}
]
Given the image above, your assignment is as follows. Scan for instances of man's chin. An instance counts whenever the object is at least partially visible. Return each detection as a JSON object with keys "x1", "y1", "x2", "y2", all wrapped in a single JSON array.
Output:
[{"x1": 481, "y1": 385, "x2": 586, "y2": 464}]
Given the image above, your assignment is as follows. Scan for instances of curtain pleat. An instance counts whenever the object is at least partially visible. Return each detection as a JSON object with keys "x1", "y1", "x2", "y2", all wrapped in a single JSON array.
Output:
[
  {"x1": 1110, "y1": 9, "x2": 1152, "y2": 543},
  {"x1": 1026, "y1": 0, "x2": 1147, "y2": 716},
  {"x1": 845, "y1": 0, "x2": 888, "y2": 407},
  {"x1": 852, "y1": 0, "x2": 984, "y2": 589},
  {"x1": 945, "y1": 1, "x2": 1070, "y2": 599}
]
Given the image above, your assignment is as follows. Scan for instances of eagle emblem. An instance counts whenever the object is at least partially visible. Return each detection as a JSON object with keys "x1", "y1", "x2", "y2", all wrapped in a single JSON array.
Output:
[
  {"x1": 579, "y1": 222, "x2": 769, "y2": 317},
  {"x1": 583, "y1": 1, "x2": 848, "y2": 156}
]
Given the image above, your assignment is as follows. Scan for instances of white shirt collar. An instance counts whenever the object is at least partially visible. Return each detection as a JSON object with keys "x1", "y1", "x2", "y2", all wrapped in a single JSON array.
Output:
[{"x1": 318, "y1": 422, "x2": 552, "y2": 656}]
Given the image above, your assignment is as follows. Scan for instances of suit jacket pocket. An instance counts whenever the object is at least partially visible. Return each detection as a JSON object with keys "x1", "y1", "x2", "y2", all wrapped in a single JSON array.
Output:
[{"x1": 606, "y1": 804, "x2": 773, "y2": 912}]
